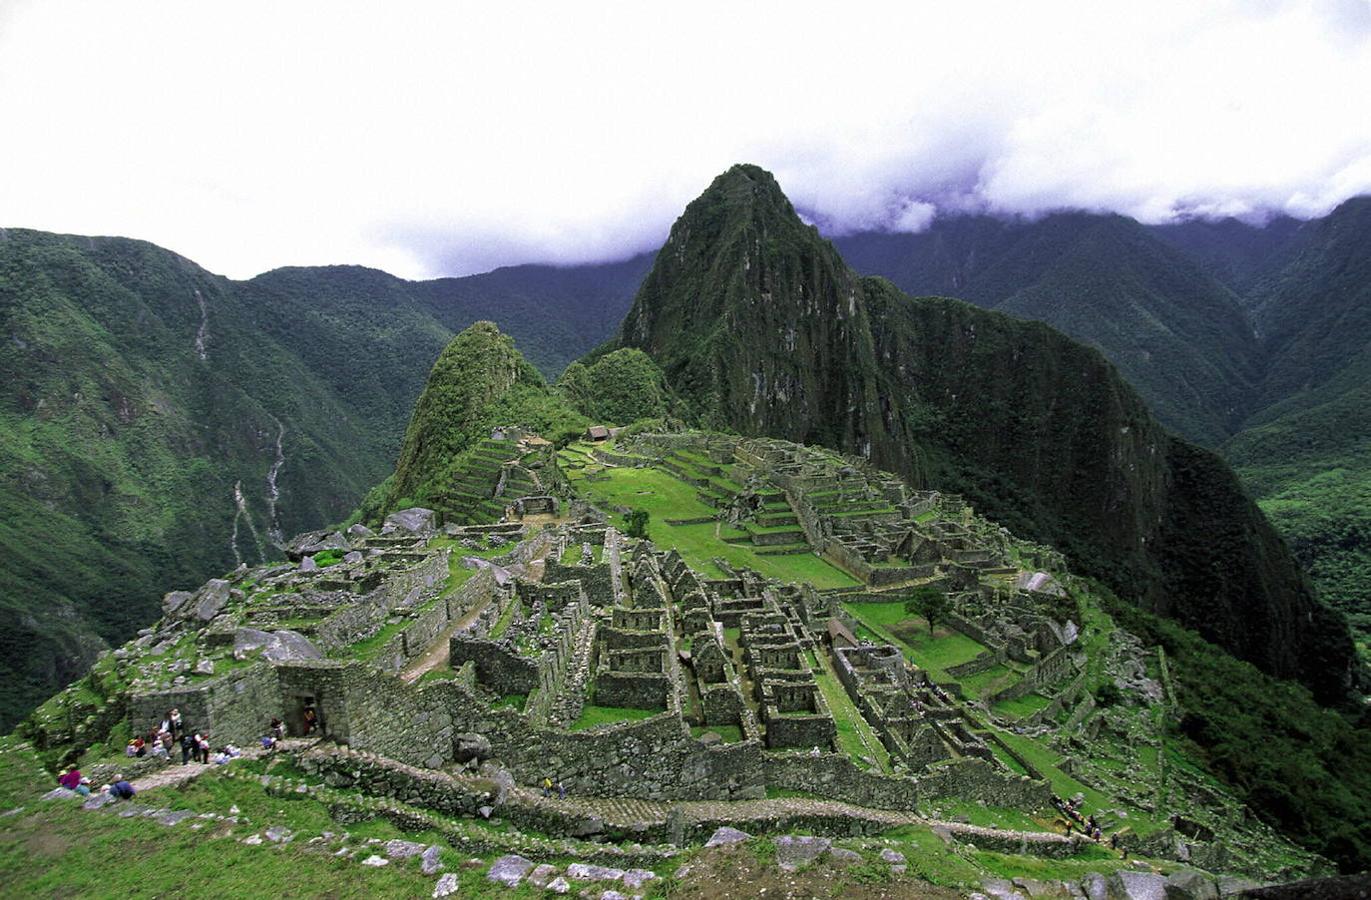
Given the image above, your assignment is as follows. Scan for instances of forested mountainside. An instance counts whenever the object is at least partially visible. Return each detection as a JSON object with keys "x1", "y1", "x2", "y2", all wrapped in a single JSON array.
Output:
[
  {"x1": 833, "y1": 214, "x2": 1262, "y2": 445},
  {"x1": 0, "y1": 229, "x2": 644, "y2": 729},
  {"x1": 834, "y1": 198, "x2": 1371, "y2": 664},
  {"x1": 610, "y1": 164, "x2": 1358, "y2": 704},
  {"x1": 1214, "y1": 198, "x2": 1371, "y2": 662}
]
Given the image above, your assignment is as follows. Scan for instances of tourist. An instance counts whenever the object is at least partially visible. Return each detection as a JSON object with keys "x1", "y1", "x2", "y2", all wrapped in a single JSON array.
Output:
[
  {"x1": 270, "y1": 717, "x2": 285, "y2": 741},
  {"x1": 168, "y1": 707, "x2": 183, "y2": 739},
  {"x1": 260, "y1": 734, "x2": 277, "y2": 752},
  {"x1": 150, "y1": 738, "x2": 169, "y2": 761},
  {"x1": 108, "y1": 778, "x2": 136, "y2": 800},
  {"x1": 542, "y1": 776, "x2": 553, "y2": 798},
  {"x1": 58, "y1": 767, "x2": 82, "y2": 792},
  {"x1": 76, "y1": 776, "x2": 92, "y2": 797},
  {"x1": 556, "y1": 780, "x2": 566, "y2": 801},
  {"x1": 302, "y1": 707, "x2": 319, "y2": 735},
  {"x1": 195, "y1": 733, "x2": 211, "y2": 764},
  {"x1": 126, "y1": 736, "x2": 146, "y2": 758},
  {"x1": 179, "y1": 731, "x2": 196, "y2": 765}
]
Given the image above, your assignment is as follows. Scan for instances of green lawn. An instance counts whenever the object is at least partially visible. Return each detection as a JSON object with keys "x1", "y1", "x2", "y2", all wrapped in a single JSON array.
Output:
[
  {"x1": 809, "y1": 651, "x2": 891, "y2": 772},
  {"x1": 843, "y1": 603, "x2": 987, "y2": 677},
  {"x1": 569, "y1": 705, "x2": 659, "y2": 731},
  {"x1": 957, "y1": 664, "x2": 1020, "y2": 700},
  {"x1": 691, "y1": 724, "x2": 744, "y2": 743},
  {"x1": 564, "y1": 461, "x2": 858, "y2": 589},
  {"x1": 993, "y1": 692, "x2": 1052, "y2": 719}
]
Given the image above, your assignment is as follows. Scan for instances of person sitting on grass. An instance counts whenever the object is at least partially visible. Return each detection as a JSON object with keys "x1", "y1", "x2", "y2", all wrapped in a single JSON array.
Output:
[
  {"x1": 107, "y1": 778, "x2": 136, "y2": 800},
  {"x1": 58, "y1": 767, "x2": 86, "y2": 795}
]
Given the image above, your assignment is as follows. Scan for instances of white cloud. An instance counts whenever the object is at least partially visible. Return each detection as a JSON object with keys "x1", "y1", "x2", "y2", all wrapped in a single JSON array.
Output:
[{"x1": 0, "y1": 0, "x2": 1368, "y2": 278}]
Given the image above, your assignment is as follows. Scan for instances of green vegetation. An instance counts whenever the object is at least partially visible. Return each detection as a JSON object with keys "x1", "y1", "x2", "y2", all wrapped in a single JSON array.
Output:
[
  {"x1": 568, "y1": 705, "x2": 658, "y2": 731},
  {"x1": 904, "y1": 585, "x2": 951, "y2": 635},
  {"x1": 843, "y1": 602, "x2": 985, "y2": 678},
  {"x1": 379, "y1": 322, "x2": 588, "y2": 518},
  {"x1": 562, "y1": 458, "x2": 857, "y2": 589},
  {"x1": 690, "y1": 724, "x2": 743, "y2": 743},
  {"x1": 558, "y1": 347, "x2": 669, "y2": 425},
  {"x1": 624, "y1": 508, "x2": 650, "y2": 539},
  {"x1": 992, "y1": 692, "x2": 1052, "y2": 719},
  {"x1": 1108, "y1": 598, "x2": 1371, "y2": 872}
]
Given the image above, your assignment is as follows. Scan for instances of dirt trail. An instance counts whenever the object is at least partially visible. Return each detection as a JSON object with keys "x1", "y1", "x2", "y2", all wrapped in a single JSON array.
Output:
[{"x1": 399, "y1": 540, "x2": 555, "y2": 684}]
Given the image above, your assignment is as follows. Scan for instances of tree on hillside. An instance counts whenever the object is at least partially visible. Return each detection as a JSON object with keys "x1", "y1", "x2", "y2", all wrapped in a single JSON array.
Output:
[
  {"x1": 905, "y1": 585, "x2": 951, "y2": 635},
  {"x1": 625, "y1": 509, "x2": 650, "y2": 539}
]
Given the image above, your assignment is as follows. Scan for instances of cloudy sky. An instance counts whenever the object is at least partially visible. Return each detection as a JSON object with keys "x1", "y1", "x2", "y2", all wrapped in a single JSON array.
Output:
[{"x1": 2, "y1": 1, "x2": 1369, "y2": 279}]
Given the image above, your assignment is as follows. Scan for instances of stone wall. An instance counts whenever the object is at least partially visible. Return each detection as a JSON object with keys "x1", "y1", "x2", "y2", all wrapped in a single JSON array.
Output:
[
  {"x1": 449, "y1": 639, "x2": 540, "y2": 695},
  {"x1": 761, "y1": 752, "x2": 921, "y2": 810},
  {"x1": 128, "y1": 662, "x2": 282, "y2": 745},
  {"x1": 543, "y1": 560, "x2": 612, "y2": 602},
  {"x1": 593, "y1": 672, "x2": 672, "y2": 710},
  {"x1": 919, "y1": 757, "x2": 1051, "y2": 809}
]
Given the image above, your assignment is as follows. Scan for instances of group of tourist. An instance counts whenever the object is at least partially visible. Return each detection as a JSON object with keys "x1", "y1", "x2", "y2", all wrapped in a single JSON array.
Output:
[
  {"x1": 540, "y1": 776, "x2": 567, "y2": 800},
  {"x1": 1053, "y1": 794, "x2": 1118, "y2": 849},
  {"x1": 56, "y1": 766, "x2": 135, "y2": 802},
  {"x1": 56, "y1": 710, "x2": 305, "y2": 806},
  {"x1": 119, "y1": 707, "x2": 234, "y2": 768}
]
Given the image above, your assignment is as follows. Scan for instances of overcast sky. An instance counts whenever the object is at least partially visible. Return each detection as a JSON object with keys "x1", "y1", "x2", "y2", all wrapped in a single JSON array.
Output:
[{"x1": 2, "y1": 1, "x2": 1369, "y2": 280}]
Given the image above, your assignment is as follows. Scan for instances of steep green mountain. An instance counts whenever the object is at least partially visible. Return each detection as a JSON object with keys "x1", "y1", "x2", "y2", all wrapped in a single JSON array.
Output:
[
  {"x1": 1219, "y1": 198, "x2": 1371, "y2": 660},
  {"x1": 376, "y1": 321, "x2": 587, "y2": 517},
  {"x1": 557, "y1": 347, "x2": 670, "y2": 425},
  {"x1": 1149, "y1": 215, "x2": 1303, "y2": 296},
  {"x1": 833, "y1": 214, "x2": 1262, "y2": 446},
  {"x1": 0, "y1": 230, "x2": 644, "y2": 729},
  {"x1": 611, "y1": 164, "x2": 1357, "y2": 704},
  {"x1": 837, "y1": 199, "x2": 1371, "y2": 665}
]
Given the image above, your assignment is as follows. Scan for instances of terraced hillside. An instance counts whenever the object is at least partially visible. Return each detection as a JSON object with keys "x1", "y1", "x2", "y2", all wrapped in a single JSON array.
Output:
[{"x1": 9, "y1": 428, "x2": 1333, "y2": 898}]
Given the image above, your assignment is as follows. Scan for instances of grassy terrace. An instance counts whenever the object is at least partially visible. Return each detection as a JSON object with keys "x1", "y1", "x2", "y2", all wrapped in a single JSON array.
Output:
[
  {"x1": 690, "y1": 724, "x2": 744, "y2": 743},
  {"x1": 808, "y1": 651, "x2": 891, "y2": 772},
  {"x1": 569, "y1": 704, "x2": 658, "y2": 731},
  {"x1": 993, "y1": 692, "x2": 1052, "y2": 719},
  {"x1": 561, "y1": 450, "x2": 859, "y2": 589},
  {"x1": 559, "y1": 542, "x2": 604, "y2": 565},
  {"x1": 842, "y1": 602, "x2": 987, "y2": 680}
]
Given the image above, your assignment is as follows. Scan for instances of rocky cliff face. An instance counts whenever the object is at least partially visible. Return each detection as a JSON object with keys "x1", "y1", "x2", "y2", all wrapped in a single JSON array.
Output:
[{"x1": 612, "y1": 164, "x2": 1357, "y2": 703}]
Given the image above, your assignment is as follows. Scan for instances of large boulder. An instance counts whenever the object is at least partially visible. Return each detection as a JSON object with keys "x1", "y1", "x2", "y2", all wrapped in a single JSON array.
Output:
[
  {"x1": 774, "y1": 835, "x2": 831, "y2": 872},
  {"x1": 233, "y1": 628, "x2": 321, "y2": 663},
  {"x1": 1164, "y1": 869, "x2": 1219, "y2": 900},
  {"x1": 188, "y1": 580, "x2": 232, "y2": 621},
  {"x1": 453, "y1": 733, "x2": 492, "y2": 765},
  {"x1": 162, "y1": 590, "x2": 194, "y2": 616},
  {"x1": 284, "y1": 530, "x2": 349, "y2": 561},
  {"x1": 346, "y1": 523, "x2": 375, "y2": 542},
  {"x1": 383, "y1": 507, "x2": 436, "y2": 536}
]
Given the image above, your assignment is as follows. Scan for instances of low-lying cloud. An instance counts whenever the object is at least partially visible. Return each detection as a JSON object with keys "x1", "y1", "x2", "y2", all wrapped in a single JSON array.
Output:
[{"x1": 1, "y1": 1, "x2": 1368, "y2": 279}]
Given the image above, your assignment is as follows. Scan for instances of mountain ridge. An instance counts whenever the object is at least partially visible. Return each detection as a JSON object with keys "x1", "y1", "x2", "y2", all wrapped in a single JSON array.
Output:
[{"x1": 609, "y1": 163, "x2": 1358, "y2": 703}]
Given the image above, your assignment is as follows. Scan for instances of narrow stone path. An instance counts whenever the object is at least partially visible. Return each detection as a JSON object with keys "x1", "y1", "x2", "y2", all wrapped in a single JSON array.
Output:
[
  {"x1": 400, "y1": 595, "x2": 496, "y2": 684},
  {"x1": 128, "y1": 738, "x2": 317, "y2": 794},
  {"x1": 504, "y1": 780, "x2": 1074, "y2": 850}
]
